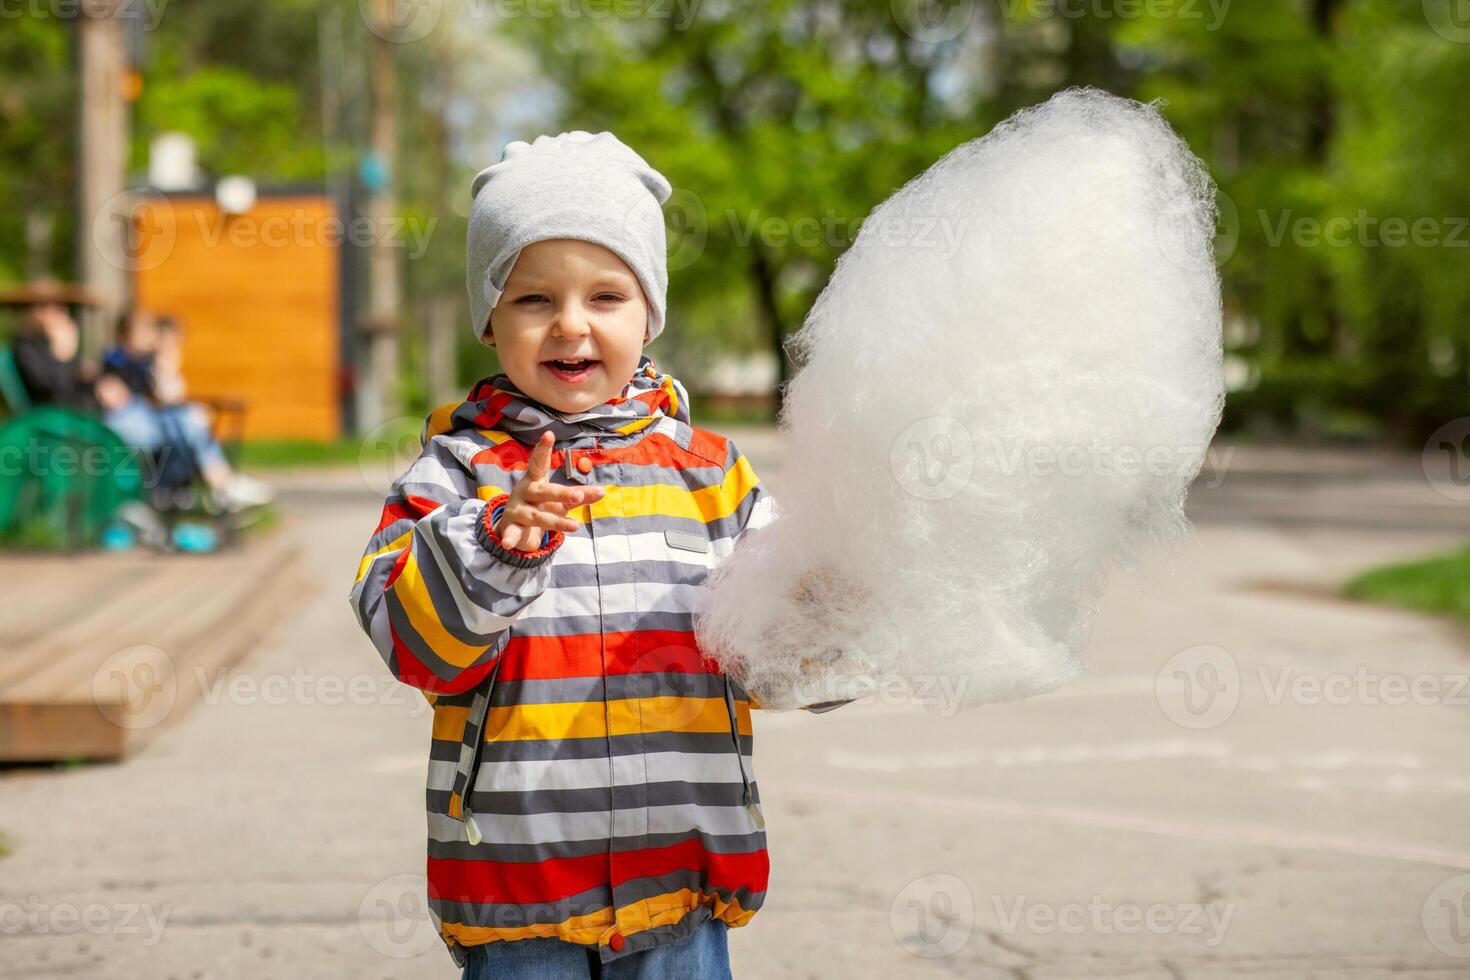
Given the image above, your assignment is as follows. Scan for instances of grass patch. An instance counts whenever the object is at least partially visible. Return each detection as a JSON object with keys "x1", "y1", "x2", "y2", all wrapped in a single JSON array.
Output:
[
  {"x1": 0, "y1": 831, "x2": 11, "y2": 858},
  {"x1": 237, "y1": 416, "x2": 423, "y2": 470},
  {"x1": 238, "y1": 438, "x2": 368, "y2": 469},
  {"x1": 1342, "y1": 545, "x2": 1470, "y2": 623}
]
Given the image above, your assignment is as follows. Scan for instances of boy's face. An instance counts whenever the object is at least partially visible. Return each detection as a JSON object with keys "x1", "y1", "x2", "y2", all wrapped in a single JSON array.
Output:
[
  {"x1": 123, "y1": 314, "x2": 160, "y2": 353},
  {"x1": 484, "y1": 238, "x2": 650, "y2": 415}
]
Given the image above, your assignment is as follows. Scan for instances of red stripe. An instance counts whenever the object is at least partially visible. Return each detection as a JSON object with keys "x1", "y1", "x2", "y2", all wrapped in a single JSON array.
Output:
[
  {"x1": 495, "y1": 629, "x2": 714, "y2": 682},
  {"x1": 464, "y1": 428, "x2": 731, "y2": 475},
  {"x1": 429, "y1": 852, "x2": 608, "y2": 905},
  {"x1": 610, "y1": 837, "x2": 768, "y2": 891},
  {"x1": 428, "y1": 840, "x2": 768, "y2": 906}
]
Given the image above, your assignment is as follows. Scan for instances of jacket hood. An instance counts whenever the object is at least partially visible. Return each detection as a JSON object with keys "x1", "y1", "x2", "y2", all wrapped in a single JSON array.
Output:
[{"x1": 420, "y1": 353, "x2": 691, "y2": 450}]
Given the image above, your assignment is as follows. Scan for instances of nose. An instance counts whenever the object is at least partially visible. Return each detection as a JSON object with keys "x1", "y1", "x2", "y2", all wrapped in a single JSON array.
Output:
[{"x1": 548, "y1": 301, "x2": 592, "y2": 340}]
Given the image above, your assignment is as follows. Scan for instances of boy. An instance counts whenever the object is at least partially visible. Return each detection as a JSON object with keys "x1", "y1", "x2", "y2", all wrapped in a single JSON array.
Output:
[{"x1": 349, "y1": 131, "x2": 793, "y2": 978}]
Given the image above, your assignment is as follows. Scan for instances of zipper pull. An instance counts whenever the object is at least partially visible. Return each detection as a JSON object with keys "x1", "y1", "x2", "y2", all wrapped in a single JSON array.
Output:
[
  {"x1": 743, "y1": 786, "x2": 765, "y2": 829},
  {"x1": 463, "y1": 808, "x2": 482, "y2": 846}
]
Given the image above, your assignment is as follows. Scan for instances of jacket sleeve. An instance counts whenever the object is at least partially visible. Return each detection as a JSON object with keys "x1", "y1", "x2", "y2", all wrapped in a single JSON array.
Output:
[
  {"x1": 723, "y1": 438, "x2": 779, "y2": 547},
  {"x1": 348, "y1": 434, "x2": 565, "y2": 695}
]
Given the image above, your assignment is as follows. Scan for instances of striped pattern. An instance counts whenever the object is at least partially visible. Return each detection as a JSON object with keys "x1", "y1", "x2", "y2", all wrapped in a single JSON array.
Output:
[{"x1": 348, "y1": 359, "x2": 777, "y2": 967}]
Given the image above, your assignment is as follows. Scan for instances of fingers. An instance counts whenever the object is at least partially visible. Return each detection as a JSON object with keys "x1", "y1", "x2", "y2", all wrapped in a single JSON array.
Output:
[
  {"x1": 524, "y1": 482, "x2": 606, "y2": 507},
  {"x1": 502, "y1": 502, "x2": 581, "y2": 536},
  {"x1": 525, "y1": 430, "x2": 555, "y2": 481}
]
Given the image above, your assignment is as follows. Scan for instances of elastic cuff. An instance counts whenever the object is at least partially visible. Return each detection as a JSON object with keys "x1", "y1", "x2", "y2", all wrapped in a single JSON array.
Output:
[{"x1": 475, "y1": 492, "x2": 564, "y2": 567}]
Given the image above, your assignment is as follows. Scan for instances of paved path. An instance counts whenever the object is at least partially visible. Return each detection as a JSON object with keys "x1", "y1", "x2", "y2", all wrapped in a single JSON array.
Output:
[{"x1": 2, "y1": 436, "x2": 1468, "y2": 978}]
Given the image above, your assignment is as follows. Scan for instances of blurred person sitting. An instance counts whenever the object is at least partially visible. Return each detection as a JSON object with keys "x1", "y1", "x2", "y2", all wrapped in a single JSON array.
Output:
[
  {"x1": 11, "y1": 296, "x2": 132, "y2": 415},
  {"x1": 98, "y1": 308, "x2": 274, "y2": 512}
]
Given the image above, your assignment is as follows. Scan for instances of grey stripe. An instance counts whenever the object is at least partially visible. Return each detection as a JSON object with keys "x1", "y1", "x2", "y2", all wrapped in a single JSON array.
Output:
[
  {"x1": 467, "y1": 456, "x2": 726, "y2": 493},
  {"x1": 547, "y1": 558, "x2": 711, "y2": 589},
  {"x1": 444, "y1": 779, "x2": 751, "y2": 817},
  {"x1": 429, "y1": 729, "x2": 752, "y2": 764},
  {"x1": 429, "y1": 802, "x2": 766, "y2": 846},
  {"x1": 490, "y1": 672, "x2": 728, "y2": 707},
  {"x1": 508, "y1": 608, "x2": 697, "y2": 638},
  {"x1": 429, "y1": 749, "x2": 754, "y2": 796},
  {"x1": 476, "y1": 731, "x2": 753, "y2": 765},
  {"x1": 426, "y1": 829, "x2": 766, "y2": 864},
  {"x1": 385, "y1": 587, "x2": 504, "y2": 686}
]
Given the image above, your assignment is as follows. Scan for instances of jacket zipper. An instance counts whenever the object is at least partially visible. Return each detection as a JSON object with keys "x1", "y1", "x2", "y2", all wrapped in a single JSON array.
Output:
[
  {"x1": 459, "y1": 659, "x2": 502, "y2": 846},
  {"x1": 722, "y1": 674, "x2": 764, "y2": 830}
]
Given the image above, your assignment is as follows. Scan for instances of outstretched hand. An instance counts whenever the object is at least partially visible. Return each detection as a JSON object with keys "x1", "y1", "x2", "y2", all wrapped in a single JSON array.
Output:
[{"x1": 494, "y1": 430, "x2": 606, "y2": 552}]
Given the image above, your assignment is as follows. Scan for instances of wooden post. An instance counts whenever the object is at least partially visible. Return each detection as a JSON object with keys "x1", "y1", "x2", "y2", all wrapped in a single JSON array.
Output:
[
  {"x1": 356, "y1": 0, "x2": 403, "y2": 434},
  {"x1": 77, "y1": 1, "x2": 130, "y2": 354}
]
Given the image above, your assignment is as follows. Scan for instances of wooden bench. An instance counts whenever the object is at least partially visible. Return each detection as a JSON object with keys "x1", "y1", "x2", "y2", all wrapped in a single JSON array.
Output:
[{"x1": 0, "y1": 523, "x2": 311, "y2": 761}]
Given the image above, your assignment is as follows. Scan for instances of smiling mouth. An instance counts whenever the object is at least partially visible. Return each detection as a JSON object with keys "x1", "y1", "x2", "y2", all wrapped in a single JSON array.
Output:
[{"x1": 542, "y1": 358, "x2": 601, "y2": 382}]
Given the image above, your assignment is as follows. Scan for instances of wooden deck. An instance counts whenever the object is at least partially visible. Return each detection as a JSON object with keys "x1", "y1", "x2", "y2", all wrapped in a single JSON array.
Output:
[{"x1": 0, "y1": 524, "x2": 310, "y2": 761}]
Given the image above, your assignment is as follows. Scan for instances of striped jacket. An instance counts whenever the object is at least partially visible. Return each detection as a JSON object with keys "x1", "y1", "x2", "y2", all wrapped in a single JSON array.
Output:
[{"x1": 348, "y1": 356, "x2": 776, "y2": 967}]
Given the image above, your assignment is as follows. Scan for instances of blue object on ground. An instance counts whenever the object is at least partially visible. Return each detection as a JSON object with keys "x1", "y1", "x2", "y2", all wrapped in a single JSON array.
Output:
[
  {"x1": 171, "y1": 522, "x2": 219, "y2": 553},
  {"x1": 101, "y1": 522, "x2": 137, "y2": 551}
]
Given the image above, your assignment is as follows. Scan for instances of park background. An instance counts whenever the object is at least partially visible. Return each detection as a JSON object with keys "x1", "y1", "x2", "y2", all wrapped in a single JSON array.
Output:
[
  {"x1": 2, "y1": 1, "x2": 1470, "y2": 977},
  {"x1": 3, "y1": 0, "x2": 1469, "y2": 441}
]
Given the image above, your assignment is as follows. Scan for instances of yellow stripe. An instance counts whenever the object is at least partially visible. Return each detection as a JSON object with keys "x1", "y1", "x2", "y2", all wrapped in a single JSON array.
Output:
[
  {"x1": 444, "y1": 906, "x2": 614, "y2": 947},
  {"x1": 617, "y1": 888, "x2": 755, "y2": 936},
  {"x1": 392, "y1": 551, "x2": 489, "y2": 669},
  {"x1": 441, "y1": 891, "x2": 753, "y2": 949},
  {"x1": 474, "y1": 427, "x2": 516, "y2": 445},
  {"x1": 423, "y1": 401, "x2": 460, "y2": 444},
  {"x1": 588, "y1": 457, "x2": 758, "y2": 525},
  {"x1": 354, "y1": 528, "x2": 412, "y2": 583},
  {"x1": 432, "y1": 703, "x2": 471, "y2": 742},
  {"x1": 484, "y1": 696, "x2": 751, "y2": 742}
]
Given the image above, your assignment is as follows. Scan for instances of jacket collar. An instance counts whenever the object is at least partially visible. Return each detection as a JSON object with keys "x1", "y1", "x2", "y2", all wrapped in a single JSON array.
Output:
[{"x1": 422, "y1": 353, "x2": 690, "y2": 450}]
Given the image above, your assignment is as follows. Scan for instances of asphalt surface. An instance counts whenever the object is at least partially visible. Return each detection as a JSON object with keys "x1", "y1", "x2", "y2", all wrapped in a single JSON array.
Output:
[{"x1": 2, "y1": 434, "x2": 1468, "y2": 979}]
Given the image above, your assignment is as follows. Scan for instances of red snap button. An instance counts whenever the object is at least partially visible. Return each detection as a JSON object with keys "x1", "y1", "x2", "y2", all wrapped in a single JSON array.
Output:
[
  {"x1": 608, "y1": 931, "x2": 625, "y2": 951},
  {"x1": 576, "y1": 456, "x2": 593, "y2": 474}
]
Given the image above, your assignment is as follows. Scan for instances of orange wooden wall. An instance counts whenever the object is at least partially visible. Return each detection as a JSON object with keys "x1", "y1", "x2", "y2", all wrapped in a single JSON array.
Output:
[{"x1": 134, "y1": 194, "x2": 341, "y2": 442}]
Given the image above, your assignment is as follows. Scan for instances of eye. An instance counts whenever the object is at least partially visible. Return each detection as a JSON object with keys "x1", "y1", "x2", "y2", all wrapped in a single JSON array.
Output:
[
  {"x1": 514, "y1": 294, "x2": 548, "y2": 305},
  {"x1": 593, "y1": 292, "x2": 626, "y2": 303}
]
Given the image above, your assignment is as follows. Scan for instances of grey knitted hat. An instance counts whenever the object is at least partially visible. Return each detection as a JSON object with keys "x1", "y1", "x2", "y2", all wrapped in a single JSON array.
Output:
[{"x1": 466, "y1": 130, "x2": 673, "y2": 346}]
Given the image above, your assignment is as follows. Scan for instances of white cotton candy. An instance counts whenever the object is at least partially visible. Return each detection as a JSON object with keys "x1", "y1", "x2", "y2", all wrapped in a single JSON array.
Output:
[{"x1": 694, "y1": 88, "x2": 1224, "y2": 712}]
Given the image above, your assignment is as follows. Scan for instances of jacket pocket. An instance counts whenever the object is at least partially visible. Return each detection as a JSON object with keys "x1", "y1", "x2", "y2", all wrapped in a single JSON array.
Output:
[{"x1": 450, "y1": 659, "x2": 502, "y2": 846}]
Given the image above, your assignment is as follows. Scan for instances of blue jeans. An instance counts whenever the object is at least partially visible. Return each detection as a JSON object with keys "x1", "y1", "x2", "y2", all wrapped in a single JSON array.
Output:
[
  {"x1": 105, "y1": 398, "x2": 226, "y2": 475},
  {"x1": 461, "y1": 920, "x2": 730, "y2": 980}
]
